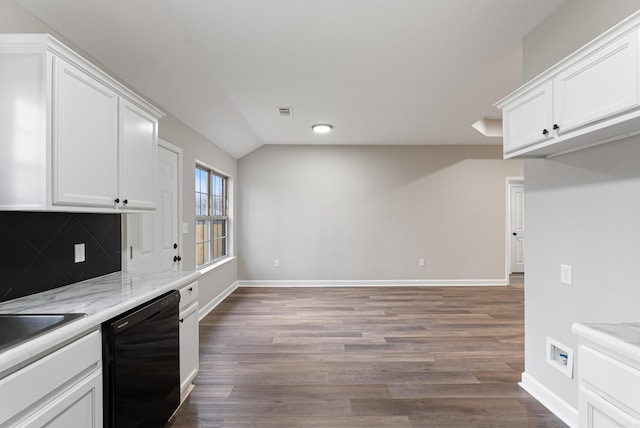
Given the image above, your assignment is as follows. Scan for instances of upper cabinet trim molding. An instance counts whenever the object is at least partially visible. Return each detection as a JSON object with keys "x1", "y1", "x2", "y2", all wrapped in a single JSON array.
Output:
[
  {"x1": 497, "y1": 10, "x2": 640, "y2": 107},
  {"x1": 0, "y1": 33, "x2": 164, "y2": 119}
]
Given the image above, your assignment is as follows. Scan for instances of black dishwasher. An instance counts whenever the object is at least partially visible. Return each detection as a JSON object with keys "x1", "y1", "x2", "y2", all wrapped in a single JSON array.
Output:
[{"x1": 102, "y1": 290, "x2": 181, "y2": 428}]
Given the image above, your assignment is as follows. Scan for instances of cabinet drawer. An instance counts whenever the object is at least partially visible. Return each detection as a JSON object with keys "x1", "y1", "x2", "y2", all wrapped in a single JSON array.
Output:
[
  {"x1": 581, "y1": 345, "x2": 640, "y2": 413},
  {"x1": 179, "y1": 281, "x2": 198, "y2": 310},
  {"x1": 0, "y1": 329, "x2": 101, "y2": 426}
]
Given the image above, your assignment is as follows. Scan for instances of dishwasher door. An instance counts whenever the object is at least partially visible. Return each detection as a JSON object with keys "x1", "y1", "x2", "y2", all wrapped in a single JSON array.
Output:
[{"x1": 103, "y1": 290, "x2": 181, "y2": 428}]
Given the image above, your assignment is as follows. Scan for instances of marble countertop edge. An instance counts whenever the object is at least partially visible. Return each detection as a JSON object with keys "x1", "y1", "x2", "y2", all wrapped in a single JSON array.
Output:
[
  {"x1": 572, "y1": 321, "x2": 640, "y2": 364},
  {"x1": 0, "y1": 270, "x2": 201, "y2": 377}
]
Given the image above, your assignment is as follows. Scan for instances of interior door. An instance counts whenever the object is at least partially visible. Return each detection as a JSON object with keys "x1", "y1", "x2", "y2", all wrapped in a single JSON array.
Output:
[
  {"x1": 509, "y1": 182, "x2": 525, "y2": 273},
  {"x1": 126, "y1": 142, "x2": 181, "y2": 272}
]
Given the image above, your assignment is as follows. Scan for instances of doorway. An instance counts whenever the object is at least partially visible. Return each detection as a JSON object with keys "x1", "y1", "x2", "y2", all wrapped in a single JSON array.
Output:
[
  {"x1": 125, "y1": 139, "x2": 183, "y2": 272},
  {"x1": 508, "y1": 179, "x2": 525, "y2": 274}
]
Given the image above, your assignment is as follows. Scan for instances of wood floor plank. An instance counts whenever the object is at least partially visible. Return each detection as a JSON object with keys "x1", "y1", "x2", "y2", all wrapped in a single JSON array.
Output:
[{"x1": 168, "y1": 275, "x2": 566, "y2": 427}]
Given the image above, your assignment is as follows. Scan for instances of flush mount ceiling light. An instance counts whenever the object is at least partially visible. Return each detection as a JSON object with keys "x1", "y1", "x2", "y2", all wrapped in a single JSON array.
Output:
[{"x1": 311, "y1": 124, "x2": 333, "y2": 134}]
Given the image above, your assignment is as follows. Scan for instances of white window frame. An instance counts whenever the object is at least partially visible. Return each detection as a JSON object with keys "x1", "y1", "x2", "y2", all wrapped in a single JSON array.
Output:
[{"x1": 195, "y1": 163, "x2": 230, "y2": 268}]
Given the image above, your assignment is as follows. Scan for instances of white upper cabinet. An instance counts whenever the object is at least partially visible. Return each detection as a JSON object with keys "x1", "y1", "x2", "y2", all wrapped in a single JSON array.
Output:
[
  {"x1": 0, "y1": 34, "x2": 164, "y2": 212},
  {"x1": 502, "y1": 81, "x2": 553, "y2": 153},
  {"x1": 53, "y1": 56, "x2": 119, "y2": 208},
  {"x1": 118, "y1": 99, "x2": 158, "y2": 211},
  {"x1": 554, "y1": 31, "x2": 640, "y2": 135},
  {"x1": 496, "y1": 12, "x2": 640, "y2": 159}
]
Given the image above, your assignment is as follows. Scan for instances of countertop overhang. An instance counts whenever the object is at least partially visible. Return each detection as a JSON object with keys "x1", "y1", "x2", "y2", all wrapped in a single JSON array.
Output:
[
  {"x1": 572, "y1": 321, "x2": 640, "y2": 365},
  {"x1": 0, "y1": 270, "x2": 201, "y2": 377}
]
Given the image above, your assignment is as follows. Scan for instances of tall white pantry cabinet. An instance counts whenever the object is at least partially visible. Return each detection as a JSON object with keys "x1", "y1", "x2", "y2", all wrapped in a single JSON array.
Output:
[{"x1": 0, "y1": 34, "x2": 164, "y2": 212}]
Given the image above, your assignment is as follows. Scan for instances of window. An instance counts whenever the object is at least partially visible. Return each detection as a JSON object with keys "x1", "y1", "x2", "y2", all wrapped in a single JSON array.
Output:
[{"x1": 196, "y1": 165, "x2": 228, "y2": 267}]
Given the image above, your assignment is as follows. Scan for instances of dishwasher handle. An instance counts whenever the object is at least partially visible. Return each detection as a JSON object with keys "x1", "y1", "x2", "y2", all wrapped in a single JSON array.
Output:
[{"x1": 106, "y1": 290, "x2": 180, "y2": 334}]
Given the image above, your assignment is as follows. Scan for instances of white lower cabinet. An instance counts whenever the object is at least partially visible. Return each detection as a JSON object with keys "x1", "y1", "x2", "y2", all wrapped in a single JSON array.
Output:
[
  {"x1": 0, "y1": 330, "x2": 102, "y2": 428},
  {"x1": 580, "y1": 386, "x2": 640, "y2": 428},
  {"x1": 18, "y1": 370, "x2": 102, "y2": 428},
  {"x1": 178, "y1": 282, "x2": 199, "y2": 402},
  {"x1": 577, "y1": 344, "x2": 640, "y2": 428}
]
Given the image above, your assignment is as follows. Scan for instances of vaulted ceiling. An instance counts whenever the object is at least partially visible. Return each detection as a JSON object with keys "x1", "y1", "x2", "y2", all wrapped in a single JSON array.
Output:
[{"x1": 15, "y1": 0, "x2": 565, "y2": 158}]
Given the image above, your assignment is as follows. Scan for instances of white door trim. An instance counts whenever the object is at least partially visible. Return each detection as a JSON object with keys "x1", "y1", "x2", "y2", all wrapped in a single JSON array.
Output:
[
  {"x1": 159, "y1": 138, "x2": 184, "y2": 271},
  {"x1": 506, "y1": 177, "x2": 524, "y2": 278}
]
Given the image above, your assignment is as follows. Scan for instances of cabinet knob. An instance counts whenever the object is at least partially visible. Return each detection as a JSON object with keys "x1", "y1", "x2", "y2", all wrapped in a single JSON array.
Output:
[
  {"x1": 179, "y1": 318, "x2": 184, "y2": 323},
  {"x1": 174, "y1": 243, "x2": 178, "y2": 249},
  {"x1": 174, "y1": 255, "x2": 182, "y2": 262},
  {"x1": 123, "y1": 199, "x2": 128, "y2": 205},
  {"x1": 553, "y1": 124, "x2": 560, "y2": 131},
  {"x1": 188, "y1": 287, "x2": 193, "y2": 292},
  {"x1": 542, "y1": 129, "x2": 549, "y2": 136},
  {"x1": 512, "y1": 232, "x2": 517, "y2": 236},
  {"x1": 114, "y1": 198, "x2": 120, "y2": 204}
]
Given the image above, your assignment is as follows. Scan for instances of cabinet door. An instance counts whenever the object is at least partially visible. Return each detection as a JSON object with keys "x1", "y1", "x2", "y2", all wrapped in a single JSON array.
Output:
[
  {"x1": 18, "y1": 370, "x2": 102, "y2": 428},
  {"x1": 555, "y1": 30, "x2": 640, "y2": 135},
  {"x1": 52, "y1": 56, "x2": 118, "y2": 208},
  {"x1": 580, "y1": 386, "x2": 640, "y2": 428},
  {"x1": 119, "y1": 99, "x2": 158, "y2": 210},
  {"x1": 502, "y1": 81, "x2": 553, "y2": 153},
  {"x1": 179, "y1": 301, "x2": 199, "y2": 400}
]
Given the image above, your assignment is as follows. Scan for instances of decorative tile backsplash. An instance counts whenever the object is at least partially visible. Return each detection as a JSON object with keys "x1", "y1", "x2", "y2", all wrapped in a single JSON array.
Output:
[{"x1": 0, "y1": 212, "x2": 121, "y2": 303}]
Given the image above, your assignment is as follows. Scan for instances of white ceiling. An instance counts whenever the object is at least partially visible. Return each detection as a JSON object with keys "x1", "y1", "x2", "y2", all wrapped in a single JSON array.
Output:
[{"x1": 15, "y1": 0, "x2": 565, "y2": 158}]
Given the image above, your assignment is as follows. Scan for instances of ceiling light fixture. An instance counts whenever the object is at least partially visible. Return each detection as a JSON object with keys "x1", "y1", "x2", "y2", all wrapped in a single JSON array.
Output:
[{"x1": 311, "y1": 124, "x2": 333, "y2": 134}]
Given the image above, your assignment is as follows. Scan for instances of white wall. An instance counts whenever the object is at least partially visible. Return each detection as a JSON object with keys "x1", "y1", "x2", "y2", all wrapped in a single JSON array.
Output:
[
  {"x1": 0, "y1": 1, "x2": 239, "y2": 312},
  {"x1": 521, "y1": 0, "x2": 640, "y2": 418},
  {"x1": 238, "y1": 144, "x2": 523, "y2": 284}
]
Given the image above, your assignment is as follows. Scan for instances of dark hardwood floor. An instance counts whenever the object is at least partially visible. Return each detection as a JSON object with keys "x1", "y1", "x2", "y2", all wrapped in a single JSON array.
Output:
[{"x1": 168, "y1": 274, "x2": 567, "y2": 427}]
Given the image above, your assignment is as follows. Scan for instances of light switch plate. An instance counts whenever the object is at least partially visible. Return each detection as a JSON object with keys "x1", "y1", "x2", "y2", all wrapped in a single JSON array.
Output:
[
  {"x1": 74, "y1": 243, "x2": 85, "y2": 263},
  {"x1": 560, "y1": 264, "x2": 572, "y2": 285},
  {"x1": 182, "y1": 222, "x2": 189, "y2": 234}
]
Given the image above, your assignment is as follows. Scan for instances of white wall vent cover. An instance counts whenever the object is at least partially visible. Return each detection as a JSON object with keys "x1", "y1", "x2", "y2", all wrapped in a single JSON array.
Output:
[{"x1": 277, "y1": 107, "x2": 293, "y2": 117}]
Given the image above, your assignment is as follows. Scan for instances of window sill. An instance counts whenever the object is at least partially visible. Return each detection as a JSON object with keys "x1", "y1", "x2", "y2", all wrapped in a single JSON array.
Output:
[{"x1": 198, "y1": 256, "x2": 236, "y2": 276}]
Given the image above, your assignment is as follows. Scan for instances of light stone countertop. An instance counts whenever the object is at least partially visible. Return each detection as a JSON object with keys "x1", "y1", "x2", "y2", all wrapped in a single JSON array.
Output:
[
  {"x1": 572, "y1": 321, "x2": 640, "y2": 364},
  {"x1": 0, "y1": 270, "x2": 201, "y2": 377}
]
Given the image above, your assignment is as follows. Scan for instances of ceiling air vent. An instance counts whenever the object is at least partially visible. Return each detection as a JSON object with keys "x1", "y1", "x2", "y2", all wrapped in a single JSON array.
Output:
[{"x1": 277, "y1": 107, "x2": 293, "y2": 117}]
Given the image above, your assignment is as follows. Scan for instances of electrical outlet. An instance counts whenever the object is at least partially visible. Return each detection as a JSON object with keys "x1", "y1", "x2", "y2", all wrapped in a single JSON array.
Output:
[
  {"x1": 419, "y1": 258, "x2": 425, "y2": 267},
  {"x1": 74, "y1": 243, "x2": 85, "y2": 263},
  {"x1": 560, "y1": 264, "x2": 572, "y2": 285},
  {"x1": 274, "y1": 259, "x2": 280, "y2": 267}
]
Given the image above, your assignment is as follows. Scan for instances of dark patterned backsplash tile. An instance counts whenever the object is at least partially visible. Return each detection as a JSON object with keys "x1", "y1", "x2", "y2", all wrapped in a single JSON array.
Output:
[{"x1": 0, "y1": 212, "x2": 121, "y2": 303}]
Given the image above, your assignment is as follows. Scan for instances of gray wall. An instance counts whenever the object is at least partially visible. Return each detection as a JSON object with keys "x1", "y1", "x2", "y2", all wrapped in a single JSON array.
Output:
[
  {"x1": 1, "y1": 1, "x2": 239, "y2": 311},
  {"x1": 522, "y1": 0, "x2": 640, "y2": 411},
  {"x1": 238, "y1": 145, "x2": 523, "y2": 283},
  {"x1": 523, "y1": 0, "x2": 640, "y2": 81}
]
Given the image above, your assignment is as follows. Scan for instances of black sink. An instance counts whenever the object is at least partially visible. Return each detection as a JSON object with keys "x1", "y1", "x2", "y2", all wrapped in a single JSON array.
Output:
[{"x1": 0, "y1": 313, "x2": 86, "y2": 353}]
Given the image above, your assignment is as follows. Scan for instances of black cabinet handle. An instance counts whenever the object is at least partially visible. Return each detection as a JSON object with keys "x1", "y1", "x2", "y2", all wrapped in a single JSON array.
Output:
[
  {"x1": 173, "y1": 243, "x2": 178, "y2": 249},
  {"x1": 115, "y1": 198, "x2": 120, "y2": 204},
  {"x1": 179, "y1": 318, "x2": 184, "y2": 323},
  {"x1": 174, "y1": 256, "x2": 182, "y2": 262},
  {"x1": 553, "y1": 124, "x2": 560, "y2": 131},
  {"x1": 188, "y1": 287, "x2": 193, "y2": 292},
  {"x1": 512, "y1": 232, "x2": 517, "y2": 236},
  {"x1": 542, "y1": 129, "x2": 549, "y2": 136},
  {"x1": 123, "y1": 199, "x2": 128, "y2": 205}
]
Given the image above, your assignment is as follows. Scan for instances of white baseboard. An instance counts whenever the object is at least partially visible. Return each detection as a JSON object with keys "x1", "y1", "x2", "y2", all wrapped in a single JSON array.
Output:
[
  {"x1": 519, "y1": 372, "x2": 578, "y2": 428},
  {"x1": 198, "y1": 281, "x2": 238, "y2": 321},
  {"x1": 237, "y1": 278, "x2": 508, "y2": 287}
]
